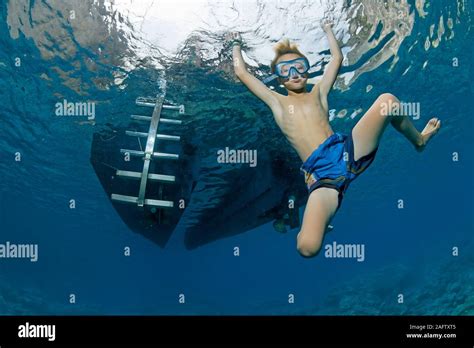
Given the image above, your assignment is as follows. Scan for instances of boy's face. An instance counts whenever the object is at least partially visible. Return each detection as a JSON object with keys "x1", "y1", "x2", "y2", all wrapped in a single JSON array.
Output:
[{"x1": 275, "y1": 53, "x2": 309, "y2": 92}]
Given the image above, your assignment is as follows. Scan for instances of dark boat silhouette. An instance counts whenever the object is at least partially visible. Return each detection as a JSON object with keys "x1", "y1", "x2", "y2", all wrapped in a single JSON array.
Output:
[{"x1": 90, "y1": 94, "x2": 304, "y2": 249}]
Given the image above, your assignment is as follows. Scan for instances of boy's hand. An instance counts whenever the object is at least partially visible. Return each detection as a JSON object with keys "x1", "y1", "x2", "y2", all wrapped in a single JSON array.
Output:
[
  {"x1": 226, "y1": 31, "x2": 243, "y2": 46},
  {"x1": 320, "y1": 18, "x2": 334, "y2": 32},
  {"x1": 231, "y1": 32, "x2": 242, "y2": 42}
]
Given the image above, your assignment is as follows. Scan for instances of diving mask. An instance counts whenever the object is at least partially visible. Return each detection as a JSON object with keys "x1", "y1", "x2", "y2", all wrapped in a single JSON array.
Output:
[{"x1": 274, "y1": 57, "x2": 310, "y2": 78}]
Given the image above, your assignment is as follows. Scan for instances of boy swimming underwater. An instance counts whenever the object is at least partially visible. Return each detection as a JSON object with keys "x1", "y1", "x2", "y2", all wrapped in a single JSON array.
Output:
[{"x1": 229, "y1": 21, "x2": 441, "y2": 258}]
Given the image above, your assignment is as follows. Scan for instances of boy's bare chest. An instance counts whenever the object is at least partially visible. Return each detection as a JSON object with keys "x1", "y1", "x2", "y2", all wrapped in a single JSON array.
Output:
[{"x1": 278, "y1": 96, "x2": 324, "y2": 119}]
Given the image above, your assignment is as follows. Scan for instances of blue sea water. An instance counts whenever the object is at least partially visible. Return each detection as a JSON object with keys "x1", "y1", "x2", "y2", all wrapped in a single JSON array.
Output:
[{"x1": 0, "y1": 0, "x2": 473, "y2": 315}]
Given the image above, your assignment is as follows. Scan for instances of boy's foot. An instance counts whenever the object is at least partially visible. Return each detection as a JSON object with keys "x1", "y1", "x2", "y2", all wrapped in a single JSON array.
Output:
[{"x1": 416, "y1": 117, "x2": 441, "y2": 152}]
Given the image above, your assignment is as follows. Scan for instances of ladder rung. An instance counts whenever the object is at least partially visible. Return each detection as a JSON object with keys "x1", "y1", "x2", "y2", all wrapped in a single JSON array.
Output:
[
  {"x1": 163, "y1": 104, "x2": 183, "y2": 111},
  {"x1": 125, "y1": 130, "x2": 147, "y2": 137},
  {"x1": 161, "y1": 118, "x2": 182, "y2": 125},
  {"x1": 120, "y1": 149, "x2": 179, "y2": 160},
  {"x1": 136, "y1": 98, "x2": 184, "y2": 112},
  {"x1": 111, "y1": 194, "x2": 174, "y2": 208},
  {"x1": 145, "y1": 198, "x2": 174, "y2": 208},
  {"x1": 153, "y1": 152, "x2": 179, "y2": 160},
  {"x1": 136, "y1": 100, "x2": 155, "y2": 107},
  {"x1": 157, "y1": 133, "x2": 181, "y2": 141},
  {"x1": 116, "y1": 170, "x2": 175, "y2": 183},
  {"x1": 130, "y1": 115, "x2": 182, "y2": 125},
  {"x1": 125, "y1": 131, "x2": 180, "y2": 141},
  {"x1": 136, "y1": 101, "x2": 182, "y2": 110}
]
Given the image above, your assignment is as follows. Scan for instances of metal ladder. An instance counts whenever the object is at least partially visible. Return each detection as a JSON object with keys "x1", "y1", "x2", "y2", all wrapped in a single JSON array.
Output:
[{"x1": 111, "y1": 84, "x2": 185, "y2": 208}]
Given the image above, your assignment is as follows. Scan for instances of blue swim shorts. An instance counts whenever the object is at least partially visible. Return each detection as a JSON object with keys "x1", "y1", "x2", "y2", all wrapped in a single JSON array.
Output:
[{"x1": 300, "y1": 132, "x2": 378, "y2": 209}]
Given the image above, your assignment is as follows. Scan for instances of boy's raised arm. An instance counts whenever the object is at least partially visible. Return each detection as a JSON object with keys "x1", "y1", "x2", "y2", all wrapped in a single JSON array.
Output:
[
  {"x1": 229, "y1": 33, "x2": 279, "y2": 110},
  {"x1": 319, "y1": 21, "x2": 343, "y2": 96}
]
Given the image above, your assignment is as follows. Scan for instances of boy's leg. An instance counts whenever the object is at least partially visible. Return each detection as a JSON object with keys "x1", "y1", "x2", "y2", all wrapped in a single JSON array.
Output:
[
  {"x1": 352, "y1": 93, "x2": 441, "y2": 160},
  {"x1": 297, "y1": 187, "x2": 339, "y2": 258}
]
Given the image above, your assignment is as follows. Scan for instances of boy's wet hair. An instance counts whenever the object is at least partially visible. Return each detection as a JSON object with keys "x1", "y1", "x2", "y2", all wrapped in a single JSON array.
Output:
[{"x1": 270, "y1": 39, "x2": 308, "y2": 73}]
